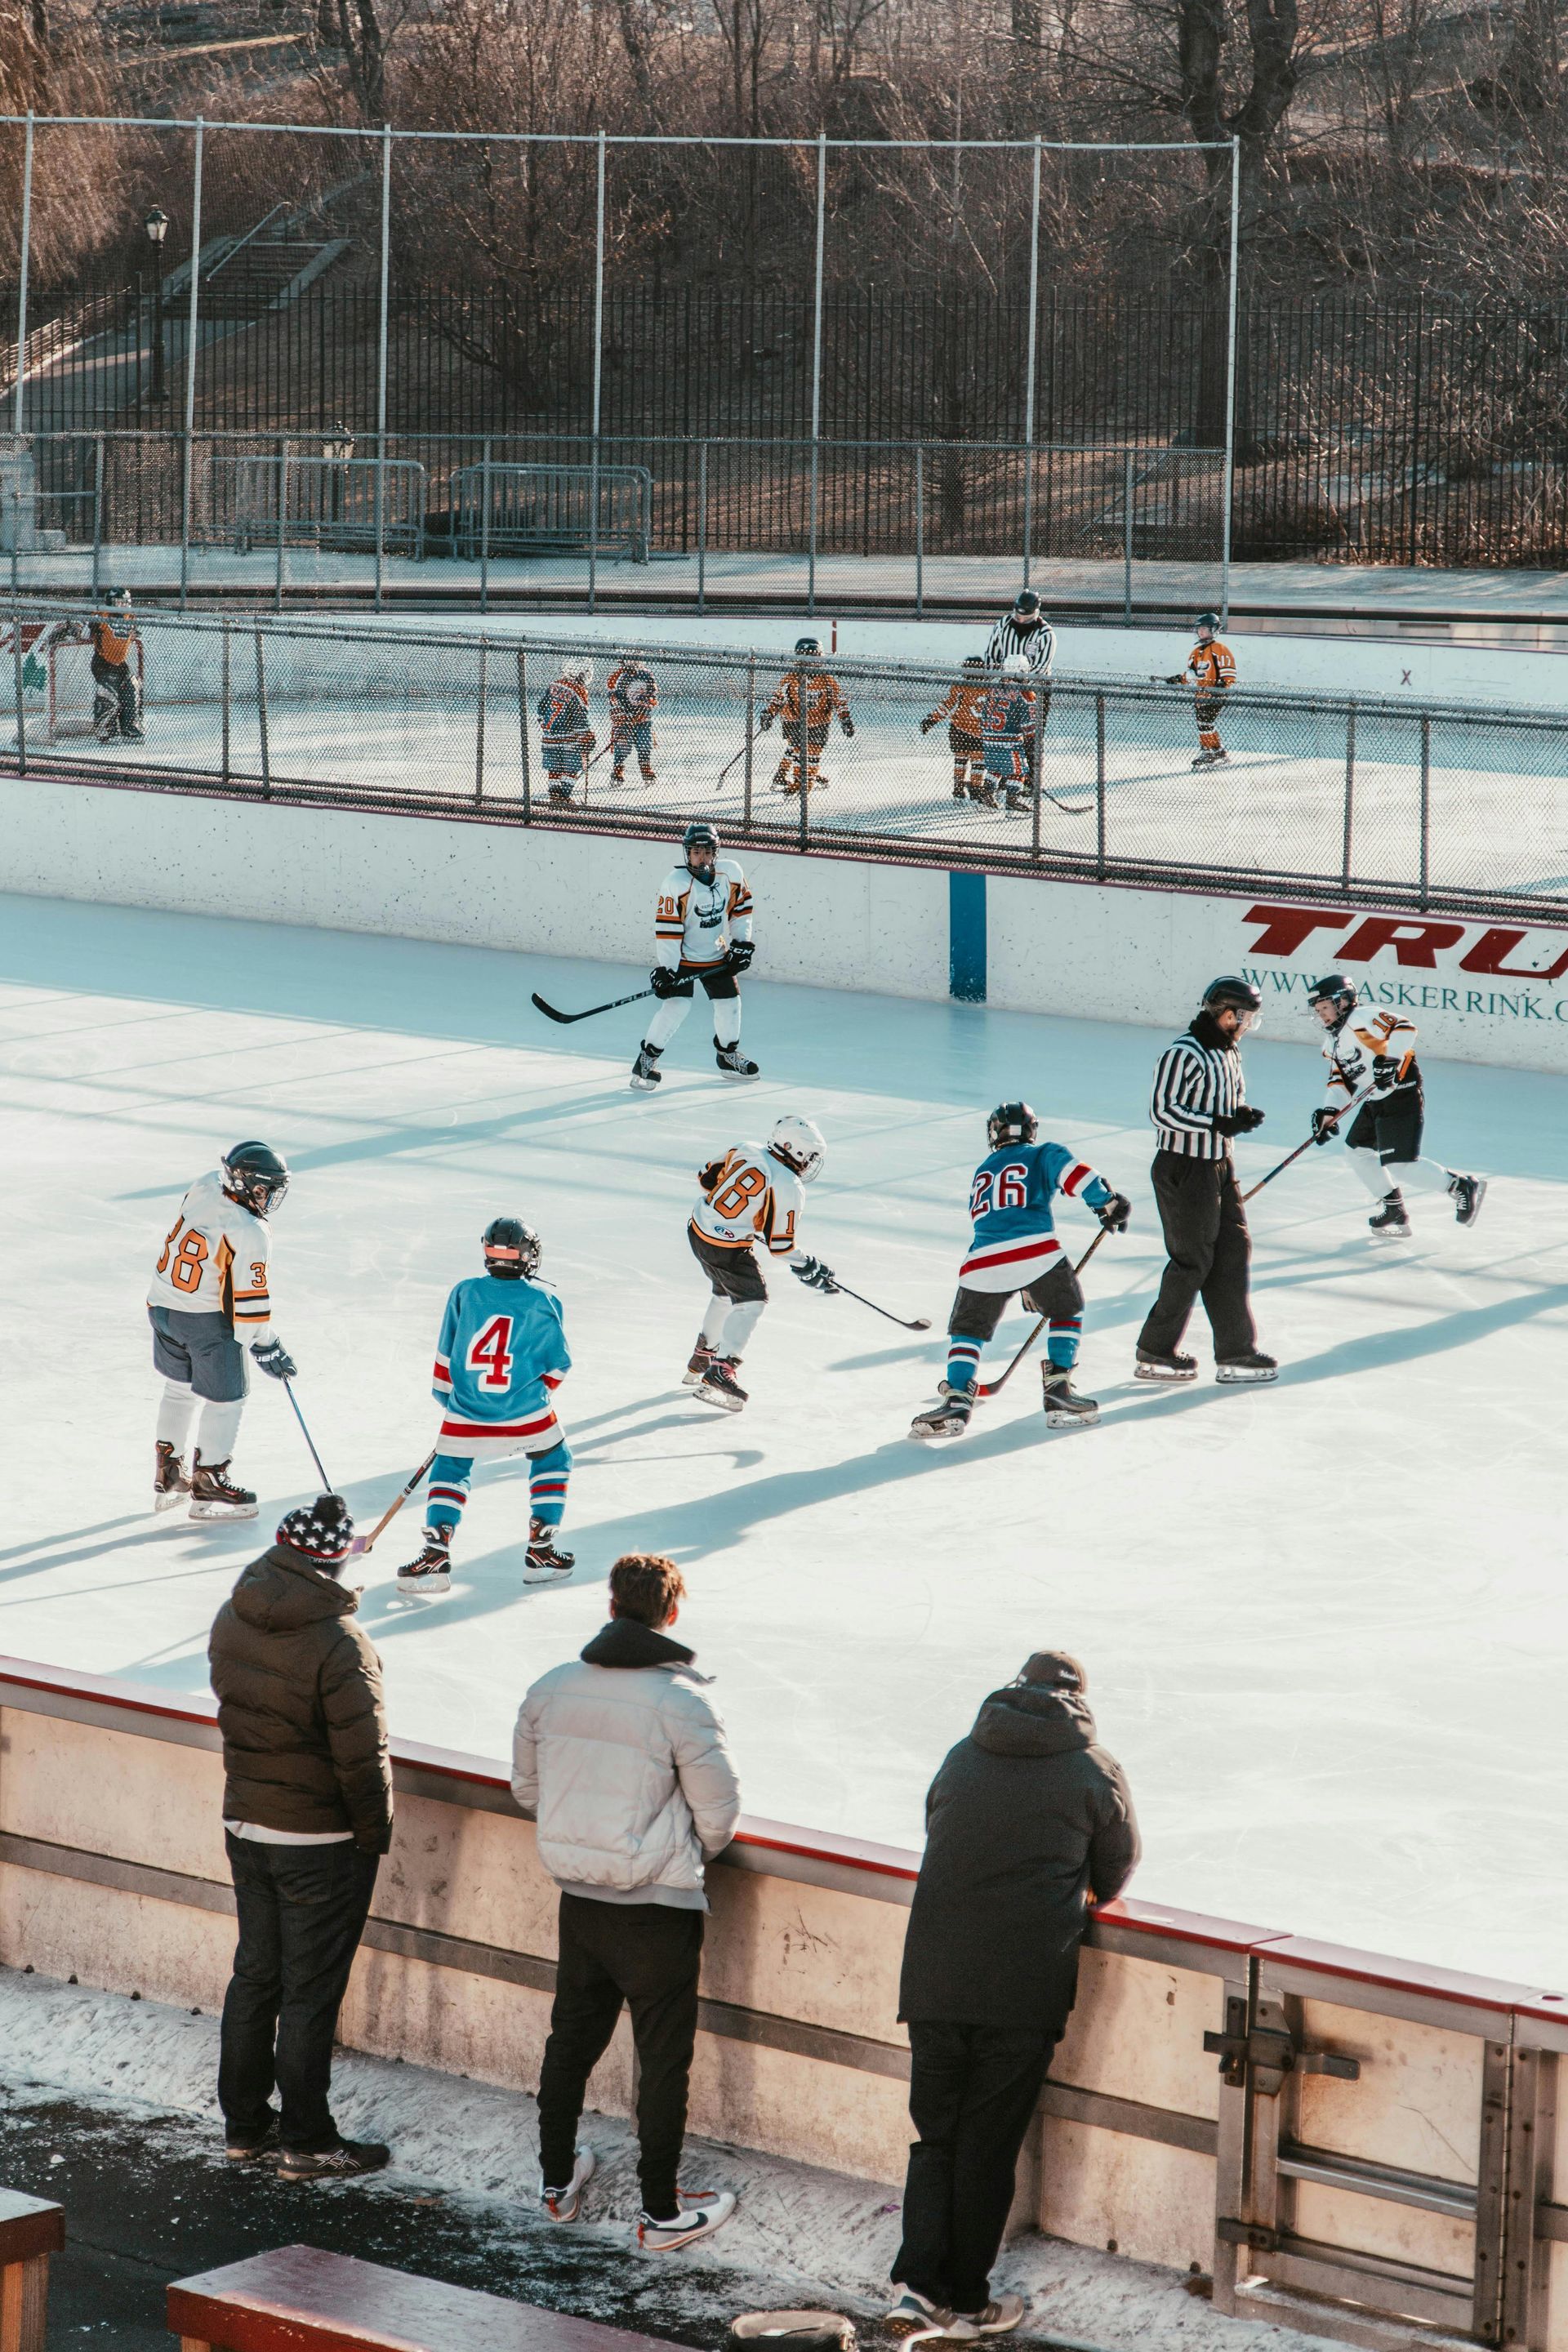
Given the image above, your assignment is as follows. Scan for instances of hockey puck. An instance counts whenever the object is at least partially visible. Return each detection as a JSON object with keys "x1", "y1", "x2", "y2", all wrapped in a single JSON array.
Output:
[{"x1": 728, "y1": 2314, "x2": 856, "y2": 2352}]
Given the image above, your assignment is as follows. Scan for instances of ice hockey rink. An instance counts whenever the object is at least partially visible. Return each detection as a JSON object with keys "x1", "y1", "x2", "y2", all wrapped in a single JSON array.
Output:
[{"x1": 3, "y1": 889, "x2": 1566, "y2": 1992}]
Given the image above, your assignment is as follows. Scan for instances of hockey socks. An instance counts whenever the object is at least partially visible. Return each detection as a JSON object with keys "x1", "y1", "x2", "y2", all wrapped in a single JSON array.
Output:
[
  {"x1": 946, "y1": 1339, "x2": 982, "y2": 1388},
  {"x1": 528, "y1": 1441, "x2": 572, "y2": 1527},
  {"x1": 1046, "y1": 1316, "x2": 1082, "y2": 1371}
]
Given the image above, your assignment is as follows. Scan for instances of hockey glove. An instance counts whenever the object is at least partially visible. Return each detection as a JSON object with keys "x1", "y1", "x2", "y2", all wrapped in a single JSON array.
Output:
[
  {"x1": 726, "y1": 940, "x2": 755, "y2": 975},
  {"x1": 251, "y1": 1337, "x2": 297, "y2": 1381},
  {"x1": 1371, "y1": 1054, "x2": 1401, "y2": 1092},
  {"x1": 790, "y1": 1255, "x2": 841, "y2": 1295},
  {"x1": 920, "y1": 715, "x2": 936, "y2": 734},
  {"x1": 760, "y1": 710, "x2": 775, "y2": 733},
  {"x1": 1097, "y1": 1191, "x2": 1132, "y2": 1234},
  {"x1": 1164, "y1": 673, "x2": 1186, "y2": 687},
  {"x1": 649, "y1": 965, "x2": 681, "y2": 999},
  {"x1": 1214, "y1": 1106, "x2": 1266, "y2": 1137},
  {"x1": 1310, "y1": 1106, "x2": 1341, "y2": 1145},
  {"x1": 841, "y1": 715, "x2": 855, "y2": 737}
]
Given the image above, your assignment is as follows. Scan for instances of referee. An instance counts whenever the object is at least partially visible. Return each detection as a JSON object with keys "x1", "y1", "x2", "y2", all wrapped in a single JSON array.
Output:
[
  {"x1": 1134, "y1": 977, "x2": 1278, "y2": 1385},
  {"x1": 985, "y1": 590, "x2": 1054, "y2": 793}
]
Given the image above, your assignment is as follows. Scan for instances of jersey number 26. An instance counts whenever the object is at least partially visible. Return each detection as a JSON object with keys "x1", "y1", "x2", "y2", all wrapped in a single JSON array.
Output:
[
  {"x1": 468, "y1": 1316, "x2": 514, "y2": 1389},
  {"x1": 969, "y1": 1164, "x2": 1028, "y2": 1219}
]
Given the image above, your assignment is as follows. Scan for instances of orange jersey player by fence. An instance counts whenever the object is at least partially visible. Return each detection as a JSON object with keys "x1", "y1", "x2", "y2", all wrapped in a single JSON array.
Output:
[
  {"x1": 760, "y1": 635, "x2": 854, "y2": 795},
  {"x1": 1161, "y1": 611, "x2": 1235, "y2": 768},
  {"x1": 921, "y1": 657, "x2": 991, "y2": 802},
  {"x1": 84, "y1": 587, "x2": 144, "y2": 742}
]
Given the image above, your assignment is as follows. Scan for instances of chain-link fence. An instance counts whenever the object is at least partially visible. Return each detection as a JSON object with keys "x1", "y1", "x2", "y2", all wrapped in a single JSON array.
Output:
[{"x1": 3, "y1": 600, "x2": 1564, "y2": 916}]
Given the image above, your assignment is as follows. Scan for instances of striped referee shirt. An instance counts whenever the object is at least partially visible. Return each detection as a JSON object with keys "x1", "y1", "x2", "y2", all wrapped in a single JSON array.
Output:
[
  {"x1": 1150, "y1": 1022, "x2": 1247, "y2": 1159},
  {"x1": 984, "y1": 613, "x2": 1055, "y2": 675}
]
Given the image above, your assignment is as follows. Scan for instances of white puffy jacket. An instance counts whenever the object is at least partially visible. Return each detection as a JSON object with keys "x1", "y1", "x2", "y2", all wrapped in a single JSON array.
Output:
[{"x1": 511, "y1": 1617, "x2": 742, "y2": 1909}]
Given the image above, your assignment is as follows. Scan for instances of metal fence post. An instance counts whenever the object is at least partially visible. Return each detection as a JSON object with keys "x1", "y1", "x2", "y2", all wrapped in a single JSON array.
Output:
[
  {"x1": 795, "y1": 662, "x2": 810, "y2": 850},
  {"x1": 915, "y1": 444, "x2": 924, "y2": 619},
  {"x1": 479, "y1": 434, "x2": 491, "y2": 612},
  {"x1": 590, "y1": 127, "x2": 606, "y2": 616},
  {"x1": 91, "y1": 434, "x2": 105, "y2": 600},
  {"x1": 1341, "y1": 702, "x2": 1356, "y2": 889},
  {"x1": 10, "y1": 571, "x2": 27, "y2": 779},
  {"x1": 276, "y1": 436, "x2": 287, "y2": 612},
  {"x1": 1022, "y1": 134, "x2": 1041, "y2": 590},
  {"x1": 1419, "y1": 711, "x2": 1430, "y2": 907},
  {"x1": 11, "y1": 113, "x2": 33, "y2": 437},
  {"x1": 1219, "y1": 134, "x2": 1240, "y2": 630},
  {"x1": 517, "y1": 646, "x2": 532, "y2": 822},
  {"x1": 1096, "y1": 692, "x2": 1107, "y2": 880},
  {"x1": 697, "y1": 441, "x2": 707, "y2": 615},
  {"x1": 375, "y1": 120, "x2": 392, "y2": 613},
  {"x1": 254, "y1": 626, "x2": 270, "y2": 797},
  {"x1": 221, "y1": 621, "x2": 230, "y2": 784},
  {"x1": 1030, "y1": 693, "x2": 1043, "y2": 865},
  {"x1": 178, "y1": 116, "x2": 205, "y2": 612},
  {"x1": 1123, "y1": 448, "x2": 1134, "y2": 625},
  {"x1": 743, "y1": 653, "x2": 755, "y2": 831},
  {"x1": 808, "y1": 129, "x2": 826, "y2": 617},
  {"x1": 475, "y1": 636, "x2": 488, "y2": 807}
]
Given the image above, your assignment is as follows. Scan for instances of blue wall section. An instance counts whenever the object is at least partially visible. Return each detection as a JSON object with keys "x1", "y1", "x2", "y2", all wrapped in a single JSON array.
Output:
[{"x1": 949, "y1": 871, "x2": 987, "y2": 1001}]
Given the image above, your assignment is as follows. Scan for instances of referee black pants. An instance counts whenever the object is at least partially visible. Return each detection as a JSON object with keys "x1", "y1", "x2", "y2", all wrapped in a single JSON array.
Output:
[{"x1": 1138, "y1": 1151, "x2": 1256, "y2": 1361}]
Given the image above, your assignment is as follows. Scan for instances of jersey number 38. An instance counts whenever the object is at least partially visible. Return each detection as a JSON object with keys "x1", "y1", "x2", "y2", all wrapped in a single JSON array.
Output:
[{"x1": 468, "y1": 1316, "x2": 514, "y2": 1388}]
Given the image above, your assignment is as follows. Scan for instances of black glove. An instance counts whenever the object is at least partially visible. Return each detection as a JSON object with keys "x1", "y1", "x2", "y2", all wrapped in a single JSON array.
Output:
[
  {"x1": 1097, "y1": 1191, "x2": 1131, "y2": 1234},
  {"x1": 1371, "y1": 1054, "x2": 1401, "y2": 1092},
  {"x1": 791, "y1": 1255, "x2": 841, "y2": 1295},
  {"x1": 920, "y1": 715, "x2": 936, "y2": 735},
  {"x1": 841, "y1": 714, "x2": 855, "y2": 737},
  {"x1": 1310, "y1": 1106, "x2": 1340, "y2": 1146},
  {"x1": 1164, "y1": 673, "x2": 1186, "y2": 686},
  {"x1": 649, "y1": 965, "x2": 680, "y2": 999},
  {"x1": 726, "y1": 939, "x2": 755, "y2": 975},
  {"x1": 1214, "y1": 1106, "x2": 1266, "y2": 1137},
  {"x1": 760, "y1": 710, "x2": 775, "y2": 733},
  {"x1": 251, "y1": 1336, "x2": 296, "y2": 1380}
]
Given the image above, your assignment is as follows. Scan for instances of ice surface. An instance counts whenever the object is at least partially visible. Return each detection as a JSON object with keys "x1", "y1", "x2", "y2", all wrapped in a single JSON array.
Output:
[{"x1": 3, "y1": 893, "x2": 1566, "y2": 1990}]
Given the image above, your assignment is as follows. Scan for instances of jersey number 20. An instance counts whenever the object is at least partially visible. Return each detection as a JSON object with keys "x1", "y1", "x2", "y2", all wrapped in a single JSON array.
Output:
[{"x1": 468, "y1": 1316, "x2": 514, "y2": 1388}]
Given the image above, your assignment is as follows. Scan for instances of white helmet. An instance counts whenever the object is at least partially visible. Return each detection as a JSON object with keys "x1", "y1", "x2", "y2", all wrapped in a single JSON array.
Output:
[
  {"x1": 768, "y1": 1114, "x2": 826, "y2": 1184},
  {"x1": 1001, "y1": 653, "x2": 1029, "y2": 676},
  {"x1": 564, "y1": 660, "x2": 593, "y2": 685}
]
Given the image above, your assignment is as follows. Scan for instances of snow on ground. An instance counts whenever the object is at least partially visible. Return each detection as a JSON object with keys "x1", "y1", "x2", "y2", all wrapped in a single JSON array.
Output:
[{"x1": 3, "y1": 893, "x2": 1566, "y2": 1989}]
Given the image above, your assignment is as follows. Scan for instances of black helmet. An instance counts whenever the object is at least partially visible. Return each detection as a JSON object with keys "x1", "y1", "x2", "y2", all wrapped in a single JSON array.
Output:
[
  {"x1": 1196, "y1": 610, "x2": 1219, "y2": 635},
  {"x1": 962, "y1": 654, "x2": 987, "y2": 670},
  {"x1": 1307, "y1": 972, "x2": 1359, "y2": 1027},
  {"x1": 1200, "y1": 975, "x2": 1263, "y2": 1033},
  {"x1": 1013, "y1": 589, "x2": 1041, "y2": 617},
  {"x1": 795, "y1": 635, "x2": 822, "y2": 657},
  {"x1": 220, "y1": 1140, "x2": 289, "y2": 1218},
  {"x1": 987, "y1": 1101, "x2": 1039, "y2": 1149},
  {"x1": 482, "y1": 1216, "x2": 541, "y2": 1279},
  {"x1": 683, "y1": 819, "x2": 719, "y2": 872}
]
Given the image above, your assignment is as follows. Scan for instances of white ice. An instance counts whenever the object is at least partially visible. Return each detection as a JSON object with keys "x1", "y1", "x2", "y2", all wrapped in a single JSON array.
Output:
[{"x1": 3, "y1": 892, "x2": 1566, "y2": 1992}]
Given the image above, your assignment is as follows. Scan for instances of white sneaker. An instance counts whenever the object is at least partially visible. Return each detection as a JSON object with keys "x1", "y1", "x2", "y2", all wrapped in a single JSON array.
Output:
[
  {"x1": 953, "y1": 2295, "x2": 1026, "y2": 2335},
  {"x1": 886, "y1": 2289, "x2": 974, "y2": 2340},
  {"x1": 539, "y1": 2145, "x2": 594, "y2": 2223},
  {"x1": 635, "y1": 2187, "x2": 737, "y2": 2252}
]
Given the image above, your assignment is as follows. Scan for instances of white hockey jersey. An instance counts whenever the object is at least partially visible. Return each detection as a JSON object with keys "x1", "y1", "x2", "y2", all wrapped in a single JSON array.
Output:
[
  {"x1": 148, "y1": 1170, "x2": 273, "y2": 1334},
  {"x1": 689, "y1": 1143, "x2": 803, "y2": 1258},
  {"x1": 654, "y1": 858, "x2": 754, "y2": 973},
  {"x1": 1321, "y1": 1008, "x2": 1421, "y2": 1107}
]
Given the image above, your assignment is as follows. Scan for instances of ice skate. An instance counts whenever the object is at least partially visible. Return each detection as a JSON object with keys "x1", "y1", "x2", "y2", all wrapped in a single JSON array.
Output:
[
  {"x1": 1450, "y1": 1173, "x2": 1486, "y2": 1227},
  {"x1": 696, "y1": 1357, "x2": 747, "y2": 1412},
  {"x1": 683, "y1": 1340, "x2": 715, "y2": 1388},
  {"x1": 630, "y1": 1043, "x2": 664, "y2": 1092},
  {"x1": 1215, "y1": 1350, "x2": 1279, "y2": 1383},
  {"x1": 396, "y1": 1534, "x2": 452, "y2": 1597},
  {"x1": 1369, "y1": 1193, "x2": 1411, "y2": 1240},
  {"x1": 639, "y1": 768, "x2": 657, "y2": 787},
  {"x1": 188, "y1": 1454, "x2": 257, "y2": 1521},
  {"x1": 1134, "y1": 1346, "x2": 1197, "y2": 1382},
  {"x1": 523, "y1": 1519, "x2": 575, "y2": 1583},
  {"x1": 715, "y1": 1041, "x2": 760, "y2": 1080},
  {"x1": 910, "y1": 1379, "x2": 976, "y2": 1441},
  {"x1": 1042, "y1": 1369, "x2": 1099, "y2": 1428},
  {"x1": 610, "y1": 767, "x2": 627, "y2": 786},
  {"x1": 547, "y1": 783, "x2": 575, "y2": 807},
  {"x1": 154, "y1": 1439, "x2": 191, "y2": 1513},
  {"x1": 540, "y1": 2145, "x2": 595, "y2": 2224},
  {"x1": 1192, "y1": 748, "x2": 1218, "y2": 768}
]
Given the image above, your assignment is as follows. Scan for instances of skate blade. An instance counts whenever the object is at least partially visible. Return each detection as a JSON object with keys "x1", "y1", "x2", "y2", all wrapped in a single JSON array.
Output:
[
  {"x1": 394, "y1": 1572, "x2": 451, "y2": 1597},
  {"x1": 1134, "y1": 1363, "x2": 1196, "y2": 1383},
  {"x1": 188, "y1": 1499, "x2": 259, "y2": 1521},
  {"x1": 523, "y1": 1561, "x2": 574, "y2": 1584},
  {"x1": 716, "y1": 1068, "x2": 760, "y2": 1082},
  {"x1": 909, "y1": 1421, "x2": 969, "y2": 1442},
  {"x1": 1214, "y1": 1365, "x2": 1279, "y2": 1383},
  {"x1": 1045, "y1": 1409, "x2": 1099, "y2": 1428},
  {"x1": 693, "y1": 1388, "x2": 745, "y2": 1414},
  {"x1": 1369, "y1": 1229, "x2": 1414, "y2": 1242},
  {"x1": 680, "y1": 1369, "x2": 709, "y2": 1388},
  {"x1": 153, "y1": 1491, "x2": 189, "y2": 1514},
  {"x1": 629, "y1": 1076, "x2": 661, "y2": 1092}
]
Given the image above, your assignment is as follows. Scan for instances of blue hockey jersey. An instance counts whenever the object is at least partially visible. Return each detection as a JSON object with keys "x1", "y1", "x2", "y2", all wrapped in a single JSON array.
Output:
[
  {"x1": 961, "y1": 1140, "x2": 1111, "y2": 1294},
  {"x1": 431, "y1": 1272, "x2": 569, "y2": 1457},
  {"x1": 981, "y1": 682, "x2": 1038, "y2": 781}
]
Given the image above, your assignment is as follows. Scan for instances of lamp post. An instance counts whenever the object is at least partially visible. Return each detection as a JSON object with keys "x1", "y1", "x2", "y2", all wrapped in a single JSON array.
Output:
[{"x1": 144, "y1": 207, "x2": 169, "y2": 403}]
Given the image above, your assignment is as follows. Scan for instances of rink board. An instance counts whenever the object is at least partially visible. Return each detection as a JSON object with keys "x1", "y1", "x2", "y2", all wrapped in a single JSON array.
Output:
[
  {"x1": 2, "y1": 769, "x2": 1566, "y2": 1075},
  {"x1": 1, "y1": 1659, "x2": 1565, "y2": 2352}
]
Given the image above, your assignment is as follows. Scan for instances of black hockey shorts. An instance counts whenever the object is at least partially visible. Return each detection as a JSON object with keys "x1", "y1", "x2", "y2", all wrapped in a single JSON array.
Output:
[
  {"x1": 949, "y1": 726, "x2": 982, "y2": 759},
  {"x1": 947, "y1": 1258, "x2": 1085, "y2": 1343},
  {"x1": 1345, "y1": 1088, "x2": 1423, "y2": 1166},
  {"x1": 670, "y1": 965, "x2": 739, "y2": 1002},
  {"x1": 1195, "y1": 693, "x2": 1224, "y2": 733},
  {"x1": 689, "y1": 1226, "x2": 768, "y2": 1304},
  {"x1": 149, "y1": 1304, "x2": 249, "y2": 1402}
]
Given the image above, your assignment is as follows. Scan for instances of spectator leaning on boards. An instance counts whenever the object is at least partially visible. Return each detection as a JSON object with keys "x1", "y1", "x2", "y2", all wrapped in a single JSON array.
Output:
[
  {"x1": 512, "y1": 1551, "x2": 742, "y2": 2254},
  {"x1": 889, "y1": 1650, "x2": 1139, "y2": 2340}
]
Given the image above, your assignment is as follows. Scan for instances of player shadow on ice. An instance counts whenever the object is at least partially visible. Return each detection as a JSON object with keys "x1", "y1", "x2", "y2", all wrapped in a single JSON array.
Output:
[
  {"x1": 0, "y1": 1512, "x2": 148, "y2": 1566},
  {"x1": 0, "y1": 1519, "x2": 264, "y2": 1592}
]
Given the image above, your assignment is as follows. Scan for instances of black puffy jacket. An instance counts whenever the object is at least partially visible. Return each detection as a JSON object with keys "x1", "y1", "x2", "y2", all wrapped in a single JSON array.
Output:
[
  {"x1": 898, "y1": 1682, "x2": 1139, "y2": 2029},
  {"x1": 208, "y1": 1546, "x2": 393, "y2": 1851}
]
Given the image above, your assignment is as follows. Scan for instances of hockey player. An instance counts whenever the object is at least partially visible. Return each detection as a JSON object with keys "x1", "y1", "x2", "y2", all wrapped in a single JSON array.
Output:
[
  {"x1": 87, "y1": 588, "x2": 143, "y2": 742},
  {"x1": 608, "y1": 650, "x2": 658, "y2": 786},
  {"x1": 980, "y1": 655, "x2": 1039, "y2": 816},
  {"x1": 537, "y1": 662, "x2": 595, "y2": 804},
  {"x1": 631, "y1": 820, "x2": 758, "y2": 1091},
  {"x1": 760, "y1": 637, "x2": 853, "y2": 796},
  {"x1": 147, "y1": 1141, "x2": 294, "y2": 1520},
  {"x1": 1307, "y1": 974, "x2": 1486, "y2": 1236},
  {"x1": 684, "y1": 1116, "x2": 826, "y2": 1410},
  {"x1": 1163, "y1": 612, "x2": 1235, "y2": 768},
  {"x1": 911, "y1": 1105, "x2": 1129, "y2": 1441},
  {"x1": 399, "y1": 1218, "x2": 573, "y2": 1595},
  {"x1": 921, "y1": 657, "x2": 991, "y2": 804}
]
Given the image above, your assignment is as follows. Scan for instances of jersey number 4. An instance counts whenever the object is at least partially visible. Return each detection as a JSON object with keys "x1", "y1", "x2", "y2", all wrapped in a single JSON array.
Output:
[
  {"x1": 468, "y1": 1316, "x2": 514, "y2": 1389},
  {"x1": 969, "y1": 1164, "x2": 1029, "y2": 1219}
]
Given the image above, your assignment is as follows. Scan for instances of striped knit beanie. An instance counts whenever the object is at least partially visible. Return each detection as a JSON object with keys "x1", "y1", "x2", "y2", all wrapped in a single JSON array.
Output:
[{"x1": 277, "y1": 1493, "x2": 354, "y2": 1564}]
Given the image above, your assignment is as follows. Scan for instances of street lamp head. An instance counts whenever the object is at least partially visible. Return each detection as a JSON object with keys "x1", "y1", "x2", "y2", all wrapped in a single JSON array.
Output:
[{"x1": 144, "y1": 207, "x2": 169, "y2": 247}]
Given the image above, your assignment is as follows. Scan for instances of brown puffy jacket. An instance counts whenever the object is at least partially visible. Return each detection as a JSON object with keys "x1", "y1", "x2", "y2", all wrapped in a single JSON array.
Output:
[{"x1": 208, "y1": 1545, "x2": 393, "y2": 1851}]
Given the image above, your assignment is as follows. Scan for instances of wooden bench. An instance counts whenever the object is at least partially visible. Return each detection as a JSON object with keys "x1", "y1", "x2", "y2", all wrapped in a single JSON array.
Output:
[
  {"x1": 0, "y1": 2190, "x2": 65, "y2": 2352},
  {"x1": 169, "y1": 2244, "x2": 692, "y2": 2352}
]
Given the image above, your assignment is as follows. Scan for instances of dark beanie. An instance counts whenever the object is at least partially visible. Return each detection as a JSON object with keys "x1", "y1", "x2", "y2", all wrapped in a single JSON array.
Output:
[
  {"x1": 277, "y1": 1493, "x2": 354, "y2": 1565},
  {"x1": 1018, "y1": 1648, "x2": 1086, "y2": 1695}
]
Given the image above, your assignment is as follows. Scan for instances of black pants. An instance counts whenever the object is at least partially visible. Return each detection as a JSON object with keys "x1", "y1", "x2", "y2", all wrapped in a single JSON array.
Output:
[
  {"x1": 1138, "y1": 1150, "x2": 1256, "y2": 1359},
  {"x1": 893, "y1": 2020, "x2": 1061, "y2": 2314},
  {"x1": 1345, "y1": 1089, "x2": 1423, "y2": 1167},
  {"x1": 91, "y1": 651, "x2": 140, "y2": 732},
  {"x1": 689, "y1": 1223, "x2": 768, "y2": 1303},
  {"x1": 217, "y1": 1833, "x2": 379, "y2": 2153},
  {"x1": 947, "y1": 1258, "x2": 1083, "y2": 1343},
  {"x1": 537, "y1": 1893, "x2": 704, "y2": 2219}
]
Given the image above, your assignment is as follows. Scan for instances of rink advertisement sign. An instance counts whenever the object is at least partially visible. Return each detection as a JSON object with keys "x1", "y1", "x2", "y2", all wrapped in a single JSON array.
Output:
[{"x1": 1236, "y1": 902, "x2": 1568, "y2": 1040}]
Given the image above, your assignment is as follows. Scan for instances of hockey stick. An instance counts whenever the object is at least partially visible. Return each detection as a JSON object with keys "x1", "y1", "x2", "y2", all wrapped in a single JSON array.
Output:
[
  {"x1": 791, "y1": 1255, "x2": 932, "y2": 1331},
  {"x1": 531, "y1": 984, "x2": 656, "y2": 1025},
  {"x1": 350, "y1": 1448, "x2": 439, "y2": 1557},
  {"x1": 975, "y1": 1226, "x2": 1112, "y2": 1400},
  {"x1": 1240, "y1": 1087, "x2": 1374, "y2": 1204},
  {"x1": 282, "y1": 1378, "x2": 333, "y2": 1492}
]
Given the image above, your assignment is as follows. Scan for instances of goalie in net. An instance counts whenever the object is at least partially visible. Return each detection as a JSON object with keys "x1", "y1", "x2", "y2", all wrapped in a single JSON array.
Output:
[{"x1": 49, "y1": 591, "x2": 145, "y2": 743}]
